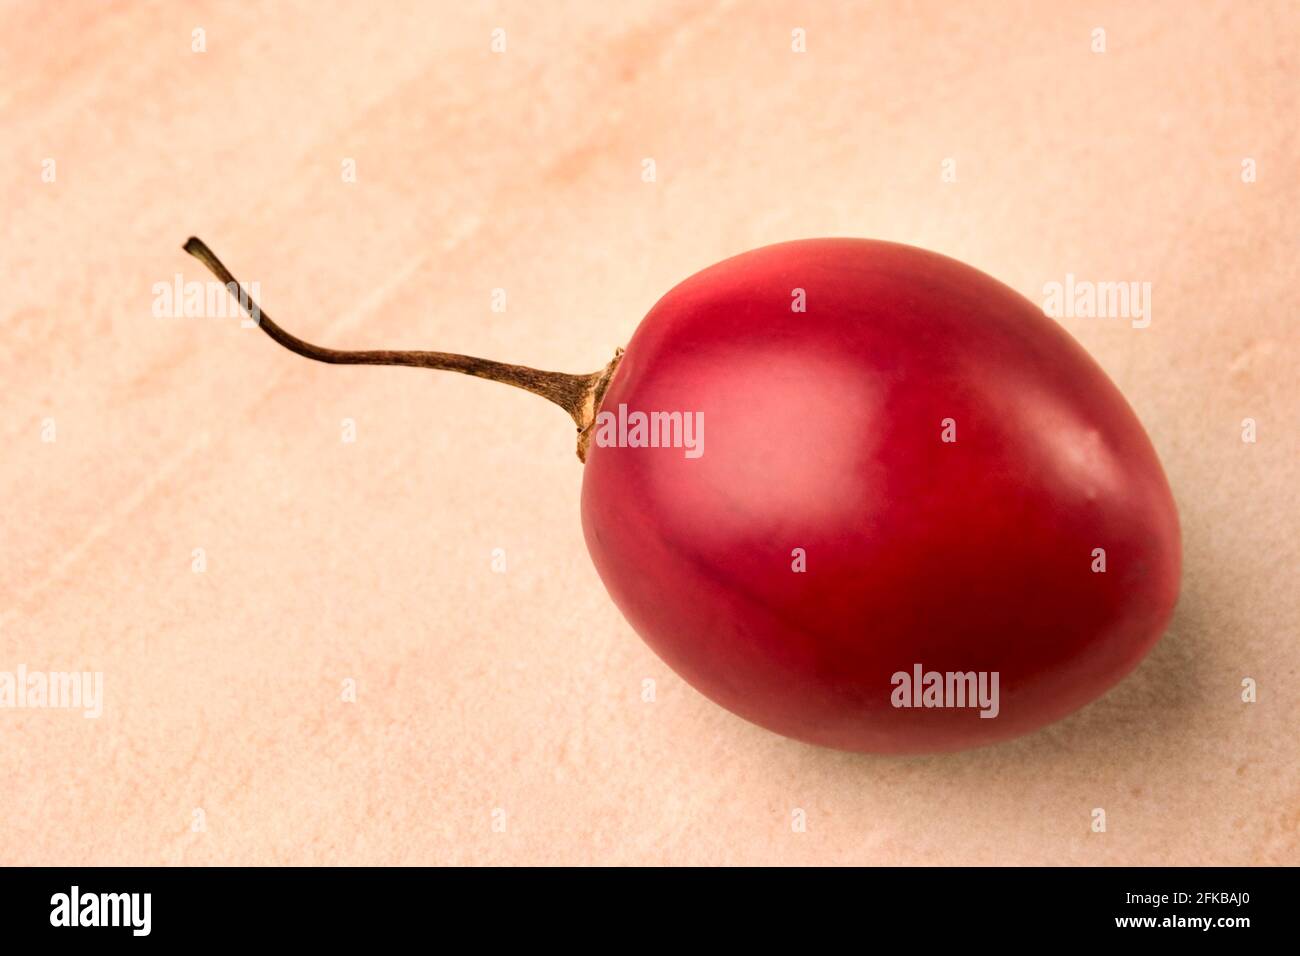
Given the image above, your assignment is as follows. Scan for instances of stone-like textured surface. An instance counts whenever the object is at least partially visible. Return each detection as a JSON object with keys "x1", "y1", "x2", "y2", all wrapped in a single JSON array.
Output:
[{"x1": 0, "y1": 0, "x2": 1295, "y2": 864}]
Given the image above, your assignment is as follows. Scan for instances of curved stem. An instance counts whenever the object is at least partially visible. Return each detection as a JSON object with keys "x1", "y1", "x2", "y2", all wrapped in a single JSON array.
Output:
[{"x1": 183, "y1": 237, "x2": 622, "y2": 457}]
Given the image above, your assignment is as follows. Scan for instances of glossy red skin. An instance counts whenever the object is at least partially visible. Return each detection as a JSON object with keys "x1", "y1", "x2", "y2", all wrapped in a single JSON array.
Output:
[{"x1": 580, "y1": 239, "x2": 1180, "y2": 754}]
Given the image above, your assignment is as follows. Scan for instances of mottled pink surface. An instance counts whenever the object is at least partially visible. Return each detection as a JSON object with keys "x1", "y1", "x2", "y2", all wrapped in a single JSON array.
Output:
[{"x1": 0, "y1": 1, "x2": 1295, "y2": 865}]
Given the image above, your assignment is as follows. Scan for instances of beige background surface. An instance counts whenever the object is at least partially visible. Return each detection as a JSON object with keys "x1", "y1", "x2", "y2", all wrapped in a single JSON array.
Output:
[{"x1": 1, "y1": 1, "x2": 1296, "y2": 865}]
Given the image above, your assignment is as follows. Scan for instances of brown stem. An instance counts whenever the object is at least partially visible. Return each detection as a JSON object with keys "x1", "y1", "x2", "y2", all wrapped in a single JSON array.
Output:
[{"x1": 182, "y1": 237, "x2": 622, "y2": 460}]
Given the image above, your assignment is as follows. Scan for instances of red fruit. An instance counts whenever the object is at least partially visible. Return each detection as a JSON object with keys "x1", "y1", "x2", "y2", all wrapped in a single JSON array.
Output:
[
  {"x1": 581, "y1": 240, "x2": 1179, "y2": 753},
  {"x1": 188, "y1": 236, "x2": 1180, "y2": 754}
]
